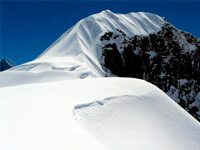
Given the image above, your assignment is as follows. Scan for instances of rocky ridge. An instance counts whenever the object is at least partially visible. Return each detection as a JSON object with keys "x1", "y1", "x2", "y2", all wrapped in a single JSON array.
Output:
[{"x1": 98, "y1": 19, "x2": 200, "y2": 121}]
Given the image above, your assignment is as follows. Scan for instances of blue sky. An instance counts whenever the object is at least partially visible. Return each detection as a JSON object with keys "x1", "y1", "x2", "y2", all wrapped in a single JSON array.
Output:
[{"x1": 1, "y1": 1, "x2": 200, "y2": 65}]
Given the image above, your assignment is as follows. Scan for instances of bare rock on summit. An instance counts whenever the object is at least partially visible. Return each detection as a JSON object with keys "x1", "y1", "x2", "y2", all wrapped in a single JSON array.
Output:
[{"x1": 99, "y1": 20, "x2": 200, "y2": 121}]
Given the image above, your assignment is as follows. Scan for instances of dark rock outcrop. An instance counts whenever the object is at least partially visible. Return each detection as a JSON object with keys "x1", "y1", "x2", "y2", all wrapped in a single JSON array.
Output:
[{"x1": 99, "y1": 20, "x2": 200, "y2": 121}]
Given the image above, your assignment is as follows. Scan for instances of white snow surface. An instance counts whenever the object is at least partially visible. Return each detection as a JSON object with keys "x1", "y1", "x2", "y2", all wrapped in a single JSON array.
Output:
[
  {"x1": 1, "y1": 78, "x2": 200, "y2": 150},
  {"x1": 1, "y1": 10, "x2": 200, "y2": 150},
  {"x1": 0, "y1": 10, "x2": 165, "y2": 87}
]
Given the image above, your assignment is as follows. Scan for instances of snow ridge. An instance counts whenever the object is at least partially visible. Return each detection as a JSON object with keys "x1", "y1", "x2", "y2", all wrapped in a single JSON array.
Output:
[
  {"x1": 1, "y1": 10, "x2": 200, "y2": 150},
  {"x1": 0, "y1": 10, "x2": 165, "y2": 87}
]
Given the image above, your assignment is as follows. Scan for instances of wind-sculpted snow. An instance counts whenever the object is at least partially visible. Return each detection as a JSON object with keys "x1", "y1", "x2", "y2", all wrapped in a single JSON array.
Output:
[
  {"x1": 1, "y1": 10, "x2": 200, "y2": 150},
  {"x1": 74, "y1": 94, "x2": 200, "y2": 150},
  {"x1": 1, "y1": 78, "x2": 200, "y2": 150},
  {"x1": 36, "y1": 10, "x2": 164, "y2": 62},
  {"x1": 0, "y1": 10, "x2": 165, "y2": 87}
]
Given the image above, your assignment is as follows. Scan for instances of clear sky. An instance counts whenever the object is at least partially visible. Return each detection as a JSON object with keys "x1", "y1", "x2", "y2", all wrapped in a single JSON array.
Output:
[{"x1": 1, "y1": 1, "x2": 200, "y2": 65}]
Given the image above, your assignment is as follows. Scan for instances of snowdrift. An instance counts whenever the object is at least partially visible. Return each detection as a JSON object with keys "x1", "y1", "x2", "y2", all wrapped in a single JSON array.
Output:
[
  {"x1": 1, "y1": 10, "x2": 200, "y2": 150},
  {"x1": 1, "y1": 78, "x2": 200, "y2": 150}
]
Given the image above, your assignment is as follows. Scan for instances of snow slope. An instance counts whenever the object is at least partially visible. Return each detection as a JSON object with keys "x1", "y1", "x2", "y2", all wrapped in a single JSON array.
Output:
[
  {"x1": 0, "y1": 10, "x2": 165, "y2": 87},
  {"x1": 1, "y1": 10, "x2": 200, "y2": 150},
  {"x1": 1, "y1": 78, "x2": 200, "y2": 150}
]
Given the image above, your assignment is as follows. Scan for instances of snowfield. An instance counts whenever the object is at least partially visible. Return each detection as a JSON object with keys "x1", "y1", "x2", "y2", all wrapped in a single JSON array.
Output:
[
  {"x1": 1, "y1": 78, "x2": 200, "y2": 150},
  {"x1": 1, "y1": 10, "x2": 200, "y2": 150}
]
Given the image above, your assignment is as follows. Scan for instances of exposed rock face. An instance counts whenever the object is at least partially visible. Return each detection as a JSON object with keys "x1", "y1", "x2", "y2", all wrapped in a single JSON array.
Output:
[
  {"x1": 0, "y1": 58, "x2": 15, "y2": 71},
  {"x1": 99, "y1": 20, "x2": 200, "y2": 121}
]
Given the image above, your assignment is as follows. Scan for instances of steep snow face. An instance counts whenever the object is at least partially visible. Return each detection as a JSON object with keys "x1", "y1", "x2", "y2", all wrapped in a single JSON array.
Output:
[
  {"x1": 1, "y1": 10, "x2": 200, "y2": 150},
  {"x1": 0, "y1": 58, "x2": 15, "y2": 71},
  {"x1": 1, "y1": 78, "x2": 200, "y2": 150},
  {"x1": 37, "y1": 10, "x2": 164, "y2": 59},
  {"x1": 0, "y1": 10, "x2": 165, "y2": 87},
  {"x1": 1, "y1": 10, "x2": 199, "y2": 121}
]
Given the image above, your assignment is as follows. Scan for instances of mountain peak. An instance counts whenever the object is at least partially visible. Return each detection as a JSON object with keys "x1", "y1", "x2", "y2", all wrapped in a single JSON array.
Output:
[
  {"x1": 0, "y1": 11, "x2": 166, "y2": 85},
  {"x1": 1, "y1": 11, "x2": 200, "y2": 121},
  {"x1": 0, "y1": 58, "x2": 15, "y2": 71},
  {"x1": 1, "y1": 58, "x2": 6, "y2": 62},
  {"x1": 100, "y1": 9, "x2": 113, "y2": 13},
  {"x1": 100, "y1": 9, "x2": 116, "y2": 16},
  {"x1": 1, "y1": 10, "x2": 200, "y2": 149},
  {"x1": 37, "y1": 11, "x2": 165, "y2": 59}
]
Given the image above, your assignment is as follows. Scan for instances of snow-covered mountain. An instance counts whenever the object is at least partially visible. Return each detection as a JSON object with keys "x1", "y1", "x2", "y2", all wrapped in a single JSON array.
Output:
[
  {"x1": 0, "y1": 10, "x2": 166, "y2": 87},
  {"x1": 1, "y1": 10, "x2": 200, "y2": 149},
  {"x1": 0, "y1": 58, "x2": 15, "y2": 71},
  {"x1": 98, "y1": 14, "x2": 200, "y2": 121},
  {"x1": 1, "y1": 10, "x2": 200, "y2": 121}
]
